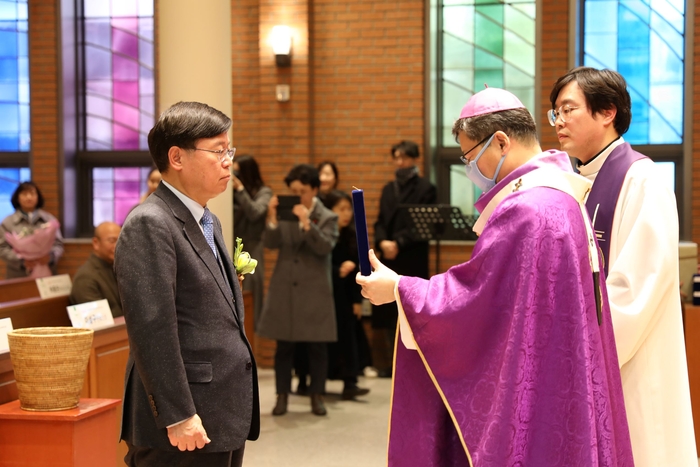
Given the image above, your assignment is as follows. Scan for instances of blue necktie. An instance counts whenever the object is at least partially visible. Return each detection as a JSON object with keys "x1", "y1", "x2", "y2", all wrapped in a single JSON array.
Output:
[
  {"x1": 200, "y1": 207, "x2": 218, "y2": 259},
  {"x1": 201, "y1": 208, "x2": 234, "y2": 300}
]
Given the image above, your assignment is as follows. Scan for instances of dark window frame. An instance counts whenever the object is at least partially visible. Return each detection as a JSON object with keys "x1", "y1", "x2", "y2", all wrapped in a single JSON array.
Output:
[
  {"x1": 72, "y1": 0, "x2": 156, "y2": 237},
  {"x1": 0, "y1": 153, "x2": 30, "y2": 168},
  {"x1": 74, "y1": 151, "x2": 153, "y2": 236}
]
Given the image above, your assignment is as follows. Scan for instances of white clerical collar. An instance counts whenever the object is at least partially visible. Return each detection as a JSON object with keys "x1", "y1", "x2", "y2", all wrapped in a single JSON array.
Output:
[
  {"x1": 577, "y1": 137, "x2": 625, "y2": 177},
  {"x1": 161, "y1": 180, "x2": 206, "y2": 227}
]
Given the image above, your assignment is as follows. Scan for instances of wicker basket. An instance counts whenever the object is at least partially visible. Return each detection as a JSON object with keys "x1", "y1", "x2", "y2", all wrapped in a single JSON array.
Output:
[{"x1": 7, "y1": 327, "x2": 94, "y2": 411}]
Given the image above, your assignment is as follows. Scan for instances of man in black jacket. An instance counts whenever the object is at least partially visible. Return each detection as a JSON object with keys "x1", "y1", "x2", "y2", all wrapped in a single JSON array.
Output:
[{"x1": 373, "y1": 140, "x2": 436, "y2": 377}]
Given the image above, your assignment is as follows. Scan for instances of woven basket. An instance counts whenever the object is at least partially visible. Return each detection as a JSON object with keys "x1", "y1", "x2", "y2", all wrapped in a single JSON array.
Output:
[{"x1": 8, "y1": 327, "x2": 94, "y2": 411}]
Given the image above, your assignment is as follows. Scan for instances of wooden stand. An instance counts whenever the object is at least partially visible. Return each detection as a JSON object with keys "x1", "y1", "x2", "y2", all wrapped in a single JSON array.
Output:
[
  {"x1": 684, "y1": 304, "x2": 700, "y2": 456},
  {"x1": 0, "y1": 398, "x2": 121, "y2": 467}
]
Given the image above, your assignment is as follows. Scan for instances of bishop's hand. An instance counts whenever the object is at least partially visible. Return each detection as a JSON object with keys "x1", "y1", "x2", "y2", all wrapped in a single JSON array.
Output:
[{"x1": 356, "y1": 249, "x2": 400, "y2": 306}]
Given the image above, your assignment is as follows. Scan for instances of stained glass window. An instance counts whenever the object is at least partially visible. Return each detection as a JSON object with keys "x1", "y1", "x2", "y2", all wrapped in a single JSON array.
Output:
[
  {"x1": 83, "y1": 0, "x2": 155, "y2": 150},
  {"x1": 0, "y1": 167, "x2": 30, "y2": 219},
  {"x1": 583, "y1": 0, "x2": 685, "y2": 144},
  {"x1": 0, "y1": 0, "x2": 29, "y2": 151},
  {"x1": 93, "y1": 167, "x2": 153, "y2": 226},
  {"x1": 440, "y1": 0, "x2": 536, "y2": 146}
]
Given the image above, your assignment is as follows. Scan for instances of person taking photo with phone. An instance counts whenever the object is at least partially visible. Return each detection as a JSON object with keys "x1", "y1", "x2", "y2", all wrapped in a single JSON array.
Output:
[{"x1": 258, "y1": 164, "x2": 339, "y2": 417}]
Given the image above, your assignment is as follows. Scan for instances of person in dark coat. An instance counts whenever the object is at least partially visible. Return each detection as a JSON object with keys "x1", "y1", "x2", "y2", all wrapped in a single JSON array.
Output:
[
  {"x1": 258, "y1": 164, "x2": 338, "y2": 417},
  {"x1": 324, "y1": 190, "x2": 370, "y2": 400},
  {"x1": 70, "y1": 221, "x2": 123, "y2": 317},
  {"x1": 232, "y1": 155, "x2": 272, "y2": 329},
  {"x1": 373, "y1": 140, "x2": 437, "y2": 377}
]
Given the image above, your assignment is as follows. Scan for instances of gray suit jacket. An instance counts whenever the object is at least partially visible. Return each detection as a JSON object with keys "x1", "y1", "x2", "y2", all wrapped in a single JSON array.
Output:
[{"x1": 114, "y1": 183, "x2": 260, "y2": 453}]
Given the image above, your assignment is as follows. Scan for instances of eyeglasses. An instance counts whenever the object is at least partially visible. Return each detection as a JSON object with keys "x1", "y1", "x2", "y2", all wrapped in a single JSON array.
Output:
[
  {"x1": 460, "y1": 133, "x2": 494, "y2": 166},
  {"x1": 547, "y1": 105, "x2": 580, "y2": 126},
  {"x1": 194, "y1": 147, "x2": 236, "y2": 163}
]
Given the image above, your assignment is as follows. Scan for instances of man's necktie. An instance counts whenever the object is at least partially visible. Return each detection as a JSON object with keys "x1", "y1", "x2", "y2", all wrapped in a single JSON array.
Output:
[{"x1": 200, "y1": 207, "x2": 218, "y2": 258}]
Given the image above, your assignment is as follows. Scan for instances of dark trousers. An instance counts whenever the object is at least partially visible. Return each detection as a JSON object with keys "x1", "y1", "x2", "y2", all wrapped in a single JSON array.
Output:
[
  {"x1": 125, "y1": 441, "x2": 245, "y2": 467},
  {"x1": 275, "y1": 340, "x2": 327, "y2": 394}
]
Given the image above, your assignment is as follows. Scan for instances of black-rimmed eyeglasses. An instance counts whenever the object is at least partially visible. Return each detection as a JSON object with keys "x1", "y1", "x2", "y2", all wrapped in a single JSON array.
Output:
[{"x1": 460, "y1": 133, "x2": 494, "y2": 166}]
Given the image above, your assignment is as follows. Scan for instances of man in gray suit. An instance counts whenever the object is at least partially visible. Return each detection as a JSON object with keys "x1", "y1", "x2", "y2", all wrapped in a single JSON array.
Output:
[{"x1": 115, "y1": 101, "x2": 259, "y2": 467}]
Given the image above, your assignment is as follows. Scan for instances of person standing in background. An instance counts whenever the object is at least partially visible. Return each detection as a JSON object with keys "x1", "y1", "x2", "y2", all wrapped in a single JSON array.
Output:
[
  {"x1": 372, "y1": 141, "x2": 436, "y2": 377},
  {"x1": 139, "y1": 167, "x2": 162, "y2": 204},
  {"x1": 324, "y1": 190, "x2": 370, "y2": 400},
  {"x1": 232, "y1": 155, "x2": 272, "y2": 329},
  {"x1": 258, "y1": 164, "x2": 338, "y2": 417},
  {"x1": 0, "y1": 181, "x2": 63, "y2": 278},
  {"x1": 549, "y1": 67, "x2": 696, "y2": 466},
  {"x1": 317, "y1": 161, "x2": 339, "y2": 202}
]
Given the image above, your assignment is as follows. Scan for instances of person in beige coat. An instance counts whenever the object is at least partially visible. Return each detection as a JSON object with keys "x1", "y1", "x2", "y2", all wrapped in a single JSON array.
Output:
[{"x1": 257, "y1": 164, "x2": 338, "y2": 417}]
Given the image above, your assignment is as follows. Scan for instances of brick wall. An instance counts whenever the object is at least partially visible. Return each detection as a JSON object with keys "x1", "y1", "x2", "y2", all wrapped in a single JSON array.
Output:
[
  {"x1": 539, "y1": 0, "x2": 570, "y2": 151},
  {"x1": 230, "y1": 0, "x2": 426, "y2": 366},
  {"x1": 28, "y1": 0, "x2": 61, "y2": 221},
  {"x1": 310, "y1": 0, "x2": 425, "y2": 231}
]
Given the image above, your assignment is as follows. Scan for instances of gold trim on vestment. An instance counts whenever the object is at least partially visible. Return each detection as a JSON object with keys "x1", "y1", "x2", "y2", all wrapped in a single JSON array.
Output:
[{"x1": 387, "y1": 290, "x2": 474, "y2": 467}]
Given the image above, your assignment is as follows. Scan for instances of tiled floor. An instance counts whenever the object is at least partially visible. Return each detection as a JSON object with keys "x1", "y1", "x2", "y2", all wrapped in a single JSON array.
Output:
[
  {"x1": 243, "y1": 369, "x2": 391, "y2": 466},
  {"x1": 244, "y1": 369, "x2": 700, "y2": 466}
]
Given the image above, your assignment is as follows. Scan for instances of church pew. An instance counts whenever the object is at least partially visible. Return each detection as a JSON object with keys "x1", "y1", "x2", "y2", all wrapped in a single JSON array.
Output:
[
  {"x1": 0, "y1": 276, "x2": 41, "y2": 303},
  {"x1": 0, "y1": 295, "x2": 72, "y2": 329}
]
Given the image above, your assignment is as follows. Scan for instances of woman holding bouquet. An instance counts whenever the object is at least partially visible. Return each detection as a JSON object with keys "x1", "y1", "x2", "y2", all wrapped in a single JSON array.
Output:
[{"x1": 0, "y1": 181, "x2": 64, "y2": 278}]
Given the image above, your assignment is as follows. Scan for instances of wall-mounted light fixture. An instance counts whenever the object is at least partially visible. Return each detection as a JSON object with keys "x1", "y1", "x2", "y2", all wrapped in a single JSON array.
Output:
[{"x1": 271, "y1": 25, "x2": 292, "y2": 67}]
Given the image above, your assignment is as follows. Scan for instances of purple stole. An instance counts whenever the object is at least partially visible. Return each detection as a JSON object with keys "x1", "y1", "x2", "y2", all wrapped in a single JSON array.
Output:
[{"x1": 585, "y1": 142, "x2": 647, "y2": 275}]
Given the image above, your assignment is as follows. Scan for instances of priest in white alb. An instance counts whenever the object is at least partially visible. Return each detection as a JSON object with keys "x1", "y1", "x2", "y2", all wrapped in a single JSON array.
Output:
[{"x1": 549, "y1": 67, "x2": 697, "y2": 467}]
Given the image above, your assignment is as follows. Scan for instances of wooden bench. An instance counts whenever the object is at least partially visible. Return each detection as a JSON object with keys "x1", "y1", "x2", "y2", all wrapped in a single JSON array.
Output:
[
  {"x1": 0, "y1": 295, "x2": 71, "y2": 329},
  {"x1": 0, "y1": 277, "x2": 41, "y2": 302}
]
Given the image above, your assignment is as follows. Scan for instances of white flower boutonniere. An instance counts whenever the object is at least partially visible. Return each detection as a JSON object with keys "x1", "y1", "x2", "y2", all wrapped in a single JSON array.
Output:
[{"x1": 233, "y1": 237, "x2": 257, "y2": 275}]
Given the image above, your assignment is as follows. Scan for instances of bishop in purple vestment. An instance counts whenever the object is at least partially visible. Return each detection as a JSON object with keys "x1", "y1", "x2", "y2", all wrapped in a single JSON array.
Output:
[{"x1": 357, "y1": 88, "x2": 633, "y2": 467}]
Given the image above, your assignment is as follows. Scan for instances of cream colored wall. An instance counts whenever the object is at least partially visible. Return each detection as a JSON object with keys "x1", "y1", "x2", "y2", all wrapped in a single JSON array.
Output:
[{"x1": 158, "y1": 0, "x2": 234, "y2": 253}]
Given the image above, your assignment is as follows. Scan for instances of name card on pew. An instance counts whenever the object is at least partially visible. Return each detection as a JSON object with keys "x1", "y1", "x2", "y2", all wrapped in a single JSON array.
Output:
[
  {"x1": 36, "y1": 274, "x2": 72, "y2": 299},
  {"x1": 67, "y1": 299, "x2": 114, "y2": 330},
  {"x1": 0, "y1": 318, "x2": 13, "y2": 352}
]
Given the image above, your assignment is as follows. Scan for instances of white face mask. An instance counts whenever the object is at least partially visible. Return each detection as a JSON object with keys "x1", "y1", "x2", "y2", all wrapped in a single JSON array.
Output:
[{"x1": 464, "y1": 133, "x2": 508, "y2": 193}]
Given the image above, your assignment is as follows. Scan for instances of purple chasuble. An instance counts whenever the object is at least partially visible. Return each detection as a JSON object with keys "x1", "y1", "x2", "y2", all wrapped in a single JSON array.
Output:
[
  {"x1": 389, "y1": 151, "x2": 633, "y2": 467},
  {"x1": 584, "y1": 142, "x2": 647, "y2": 276}
]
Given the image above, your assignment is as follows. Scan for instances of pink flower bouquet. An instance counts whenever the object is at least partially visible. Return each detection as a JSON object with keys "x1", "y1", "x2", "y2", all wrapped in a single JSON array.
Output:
[{"x1": 4, "y1": 219, "x2": 60, "y2": 278}]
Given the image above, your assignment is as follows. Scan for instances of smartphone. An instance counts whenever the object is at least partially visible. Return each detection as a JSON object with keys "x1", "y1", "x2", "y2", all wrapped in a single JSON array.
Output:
[{"x1": 277, "y1": 195, "x2": 301, "y2": 221}]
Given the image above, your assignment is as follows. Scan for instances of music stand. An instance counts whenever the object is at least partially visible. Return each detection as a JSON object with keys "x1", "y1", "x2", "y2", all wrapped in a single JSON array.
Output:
[{"x1": 399, "y1": 204, "x2": 478, "y2": 274}]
